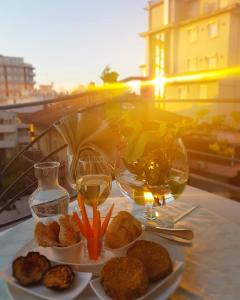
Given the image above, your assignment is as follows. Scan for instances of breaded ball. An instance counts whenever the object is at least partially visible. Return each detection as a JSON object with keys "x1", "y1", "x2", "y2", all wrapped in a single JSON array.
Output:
[
  {"x1": 127, "y1": 240, "x2": 172, "y2": 281},
  {"x1": 101, "y1": 257, "x2": 149, "y2": 300}
]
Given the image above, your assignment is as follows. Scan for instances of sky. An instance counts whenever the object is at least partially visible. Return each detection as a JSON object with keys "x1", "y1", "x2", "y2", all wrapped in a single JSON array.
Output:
[{"x1": 0, "y1": 0, "x2": 147, "y2": 91}]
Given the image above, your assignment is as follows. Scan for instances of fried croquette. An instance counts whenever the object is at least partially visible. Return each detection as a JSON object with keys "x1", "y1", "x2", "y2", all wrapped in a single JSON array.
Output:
[
  {"x1": 12, "y1": 252, "x2": 50, "y2": 286},
  {"x1": 101, "y1": 257, "x2": 149, "y2": 300},
  {"x1": 58, "y1": 215, "x2": 80, "y2": 246},
  {"x1": 43, "y1": 265, "x2": 74, "y2": 290},
  {"x1": 34, "y1": 222, "x2": 59, "y2": 247},
  {"x1": 127, "y1": 240, "x2": 173, "y2": 281}
]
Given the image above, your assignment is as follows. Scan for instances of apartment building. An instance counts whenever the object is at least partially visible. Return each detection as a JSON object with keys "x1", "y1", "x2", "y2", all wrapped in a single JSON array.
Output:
[
  {"x1": 0, "y1": 111, "x2": 31, "y2": 161},
  {"x1": 0, "y1": 55, "x2": 35, "y2": 103},
  {"x1": 141, "y1": 0, "x2": 240, "y2": 111}
]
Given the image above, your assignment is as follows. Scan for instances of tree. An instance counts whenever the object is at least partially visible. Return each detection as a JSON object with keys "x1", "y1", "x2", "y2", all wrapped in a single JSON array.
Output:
[{"x1": 100, "y1": 66, "x2": 119, "y2": 84}]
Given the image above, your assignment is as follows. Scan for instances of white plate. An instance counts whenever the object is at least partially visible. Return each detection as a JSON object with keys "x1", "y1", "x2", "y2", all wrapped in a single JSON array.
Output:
[
  {"x1": 90, "y1": 260, "x2": 184, "y2": 300},
  {"x1": 3, "y1": 268, "x2": 91, "y2": 300},
  {"x1": 6, "y1": 232, "x2": 184, "y2": 300},
  {"x1": 15, "y1": 239, "x2": 115, "y2": 276}
]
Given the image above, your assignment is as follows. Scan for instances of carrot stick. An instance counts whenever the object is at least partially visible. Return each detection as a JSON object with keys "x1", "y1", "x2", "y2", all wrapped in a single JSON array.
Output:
[
  {"x1": 101, "y1": 203, "x2": 114, "y2": 236},
  {"x1": 92, "y1": 202, "x2": 101, "y2": 259},
  {"x1": 77, "y1": 193, "x2": 91, "y2": 237},
  {"x1": 97, "y1": 210, "x2": 101, "y2": 255},
  {"x1": 72, "y1": 212, "x2": 86, "y2": 237},
  {"x1": 92, "y1": 200, "x2": 98, "y2": 233}
]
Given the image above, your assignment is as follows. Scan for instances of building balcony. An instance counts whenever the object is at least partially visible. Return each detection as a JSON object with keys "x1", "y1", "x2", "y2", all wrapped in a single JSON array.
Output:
[
  {"x1": 0, "y1": 139, "x2": 17, "y2": 148},
  {"x1": 178, "y1": 0, "x2": 238, "y2": 24},
  {"x1": 0, "y1": 124, "x2": 17, "y2": 133},
  {"x1": 17, "y1": 123, "x2": 29, "y2": 129},
  {"x1": 18, "y1": 136, "x2": 31, "y2": 144}
]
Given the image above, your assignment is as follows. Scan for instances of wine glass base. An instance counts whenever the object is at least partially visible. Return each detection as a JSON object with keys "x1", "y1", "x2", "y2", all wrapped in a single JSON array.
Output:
[
  {"x1": 144, "y1": 210, "x2": 156, "y2": 220},
  {"x1": 134, "y1": 207, "x2": 174, "y2": 229}
]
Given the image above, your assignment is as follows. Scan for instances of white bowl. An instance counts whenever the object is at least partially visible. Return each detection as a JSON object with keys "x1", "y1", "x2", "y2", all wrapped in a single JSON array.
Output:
[
  {"x1": 36, "y1": 241, "x2": 115, "y2": 276},
  {"x1": 104, "y1": 226, "x2": 145, "y2": 256},
  {"x1": 48, "y1": 240, "x2": 84, "y2": 263}
]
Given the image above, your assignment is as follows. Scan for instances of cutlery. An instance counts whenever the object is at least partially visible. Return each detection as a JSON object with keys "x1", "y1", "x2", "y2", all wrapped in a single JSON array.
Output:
[
  {"x1": 144, "y1": 205, "x2": 199, "y2": 243},
  {"x1": 144, "y1": 228, "x2": 192, "y2": 245},
  {"x1": 173, "y1": 205, "x2": 200, "y2": 224},
  {"x1": 144, "y1": 225, "x2": 193, "y2": 240}
]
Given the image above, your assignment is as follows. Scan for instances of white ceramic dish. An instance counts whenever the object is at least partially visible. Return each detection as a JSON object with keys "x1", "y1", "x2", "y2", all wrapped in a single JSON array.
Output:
[
  {"x1": 6, "y1": 232, "x2": 184, "y2": 300},
  {"x1": 16, "y1": 239, "x2": 114, "y2": 276},
  {"x1": 3, "y1": 268, "x2": 92, "y2": 300},
  {"x1": 90, "y1": 260, "x2": 184, "y2": 300}
]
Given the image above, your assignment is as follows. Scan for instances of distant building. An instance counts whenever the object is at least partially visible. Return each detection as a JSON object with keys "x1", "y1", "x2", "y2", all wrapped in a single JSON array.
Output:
[
  {"x1": 141, "y1": 0, "x2": 240, "y2": 111},
  {"x1": 0, "y1": 110, "x2": 31, "y2": 160},
  {"x1": 0, "y1": 55, "x2": 35, "y2": 103},
  {"x1": 37, "y1": 83, "x2": 57, "y2": 98}
]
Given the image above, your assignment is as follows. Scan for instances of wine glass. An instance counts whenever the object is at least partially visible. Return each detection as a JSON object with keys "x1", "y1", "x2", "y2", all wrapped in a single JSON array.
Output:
[
  {"x1": 75, "y1": 154, "x2": 112, "y2": 207},
  {"x1": 115, "y1": 137, "x2": 188, "y2": 227}
]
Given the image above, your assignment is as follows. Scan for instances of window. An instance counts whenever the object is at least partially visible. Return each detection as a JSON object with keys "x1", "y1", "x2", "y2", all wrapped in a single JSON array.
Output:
[
  {"x1": 219, "y1": 0, "x2": 228, "y2": 8},
  {"x1": 203, "y1": 1, "x2": 217, "y2": 13},
  {"x1": 0, "y1": 133, "x2": 4, "y2": 140},
  {"x1": 200, "y1": 84, "x2": 208, "y2": 99},
  {"x1": 207, "y1": 55, "x2": 218, "y2": 68},
  {"x1": 208, "y1": 22, "x2": 218, "y2": 38},
  {"x1": 187, "y1": 57, "x2": 198, "y2": 71},
  {"x1": 178, "y1": 86, "x2": 188, "y2": 99},
  {"x1": 186, "y1": 0, "x2": 199, "y2": 18},
  {"x1": 188, "y1": 27, "x2": 198, "y2": 43}
]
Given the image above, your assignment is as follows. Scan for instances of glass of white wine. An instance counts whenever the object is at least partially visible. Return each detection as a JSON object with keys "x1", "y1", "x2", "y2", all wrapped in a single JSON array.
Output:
[{"x1": 75, "y1": 155, "x2": 112, "y2": 207}]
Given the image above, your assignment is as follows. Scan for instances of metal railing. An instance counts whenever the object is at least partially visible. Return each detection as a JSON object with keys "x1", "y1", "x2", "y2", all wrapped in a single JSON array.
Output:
[{"x1": 1, "y1": 91, "x2": 240, "y2": 230}]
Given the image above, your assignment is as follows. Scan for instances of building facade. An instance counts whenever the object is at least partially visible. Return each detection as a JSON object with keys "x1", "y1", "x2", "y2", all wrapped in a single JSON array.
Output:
[
  {"x1": 141, "y1": 0, "x2": 240, "y2": 110},
  {"x1": 0, "y1": 110, "x2": 31, "y2": 161},
  {"x1": 0, "y1": 55, "x2": 35, "y2": 103}
]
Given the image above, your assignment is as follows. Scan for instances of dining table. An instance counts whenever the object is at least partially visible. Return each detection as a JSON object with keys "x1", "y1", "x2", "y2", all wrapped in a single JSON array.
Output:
[{"x1": 0, "y1": 184, "x2": 239, "y2": 300}]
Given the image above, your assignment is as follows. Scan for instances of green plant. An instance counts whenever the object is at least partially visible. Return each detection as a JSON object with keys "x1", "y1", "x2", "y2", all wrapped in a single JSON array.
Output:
[
  {"x1": 100, "y1": 66, "x2": 119, "y2": 84},
  {"x1": 209, "y1": 140, "x2": 235, "y2": 157}
]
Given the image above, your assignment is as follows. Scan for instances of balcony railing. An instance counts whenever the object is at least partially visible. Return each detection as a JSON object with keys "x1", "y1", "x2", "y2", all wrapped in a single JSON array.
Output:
[
  {"x1": 18, "y1": 136, "x2": 31, "y2": 144},
  {"x1": 1, "y1": 88, "x2": 240, "y2": 231}
]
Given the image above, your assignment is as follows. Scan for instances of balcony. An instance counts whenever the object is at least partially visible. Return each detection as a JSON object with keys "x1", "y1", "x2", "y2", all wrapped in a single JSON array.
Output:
[
  {"x1": 18, "y1": 136, "x2": 31, "y2": 144},
  {"x1": 0, "y1": 124, "x2": 16, "y2": 133},
  {"x1": 0, "y1": 139, "x2": 17, "y2": 148},
  {"x1": 178, "y1": 0, "x2": 237, "y2": 23}
]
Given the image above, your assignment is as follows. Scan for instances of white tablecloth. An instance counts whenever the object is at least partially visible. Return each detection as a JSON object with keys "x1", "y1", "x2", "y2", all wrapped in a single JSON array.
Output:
[{"x1": 0, "y1": 186, "x2": 240, "y2": 300}]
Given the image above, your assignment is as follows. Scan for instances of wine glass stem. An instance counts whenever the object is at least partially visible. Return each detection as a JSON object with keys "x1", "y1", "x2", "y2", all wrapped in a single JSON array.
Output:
[{"x1": 144, "y1": 202, "x2": 156, "y2": 220}]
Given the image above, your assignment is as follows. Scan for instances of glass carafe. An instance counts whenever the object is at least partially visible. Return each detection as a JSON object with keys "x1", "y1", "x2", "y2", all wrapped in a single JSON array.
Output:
[{"x1": 29, "y1": 161, "x2": 69, "y2": 222}]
